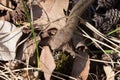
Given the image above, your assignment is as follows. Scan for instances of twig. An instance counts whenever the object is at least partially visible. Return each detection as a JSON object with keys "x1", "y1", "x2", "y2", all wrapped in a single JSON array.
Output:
[
  {"x1": 3, "y1": 67, "x2": 69, "y2": 80},
  {"x1": 51, "y1": 74, "x2": 66, "y2": 80},
  {"x1": 90, "y1": 58, "x2": 118, "y2": 64},
  {"x1": 54, "y1": 72, "x2": 77, "y2": 80},
  {"x1": 5, "y1": 66, "x2": 18, "y2": 80}
]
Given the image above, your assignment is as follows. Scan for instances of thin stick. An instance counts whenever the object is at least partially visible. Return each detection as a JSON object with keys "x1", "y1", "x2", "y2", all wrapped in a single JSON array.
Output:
[
  {"x1": 90, "y1": 58, "x2": 118, "y2": 64},
  {"x1": 54, "y1": 72, "x2": 77, "y2": 80}
]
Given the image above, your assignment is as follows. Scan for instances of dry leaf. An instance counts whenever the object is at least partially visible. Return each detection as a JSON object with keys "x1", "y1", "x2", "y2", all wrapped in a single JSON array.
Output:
[
  {"x1": 0, "y1": 42, "x2": 11, "y2": 60},
  {"x1": 0, "y1": 21, "x2": 22, "y2": 61},
  {"x1": 80, "y1": 57, "x2": 90, "y2": 80},
  {"x1": 71, "y1": 53, "x2": 90, "y2": 80},
  {"x1": 40, "y1": 46, "x2": 56, "y2": 80},
  {"x1": 38, "y1": 0, "x2": 69, "y2": 30},
  {"x1": 103, "y1": 65, "x2": 114, "y2": 80}
]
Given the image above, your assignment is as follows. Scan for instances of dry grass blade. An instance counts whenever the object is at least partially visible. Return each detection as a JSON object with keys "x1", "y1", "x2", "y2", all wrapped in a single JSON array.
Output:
[
  {"x1": 2, "y1": 67, "x2": 77, "y2": 80},
  {"x1": 0, "y1": 65, "x2": 12, "y2": 80},
  {"x1": 90, "y1": 58, "x2": 118, "y2": 64},
  {"x1": 0, "y1": 75, "x2": 8, "y2": 80},
  {"x1": 109, "y1": 37, "x2": 120, "y2": 44},
  {"x1": 51, "y1": 75, "x2": 66, "y2": 80},
  {"x1": 84, "y1": 22, "x2": 120, "y2": 49},
  {"x1": 78, "y1": 26, "x2": 116, "y2": 66},
  {"x1": 16, "y1": 33, "x2": 32, "y2": 48},
  {"x1": 0, "y1": 70, "x2": 10, "y2": 80},
  {"x1": 54, "y1": 72, "x2": 77, "y2": 80},
  {"x1": 83, "y1": 34, "x2": 120, "y2": 53},
  {"x1": 78, "y1": 24, "x2": 120, "y2": 53},
  {"x1": 5, "y1": 66, "x2": 18, "y2": 80},
  {"x1": 82, "y1": 32, "x2": 116, "y2": 66}
]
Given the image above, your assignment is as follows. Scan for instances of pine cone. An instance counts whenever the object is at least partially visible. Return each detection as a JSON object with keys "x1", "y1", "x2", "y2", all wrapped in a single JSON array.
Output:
[
  {"x1": 93, "y1": 9, "x2": 120, "y2": 34},
  {"x1": 102, "y1": 9, "x2": 120, "y2": 33},
  {"x1": 97, "y1": 0, "x2": 117, "y2": 9}
]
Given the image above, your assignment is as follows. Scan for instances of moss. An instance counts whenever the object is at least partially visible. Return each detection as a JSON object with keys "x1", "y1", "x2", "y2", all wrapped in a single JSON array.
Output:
[{"x1": 54, "y1": 52, "x2": 74, "y2": 75}]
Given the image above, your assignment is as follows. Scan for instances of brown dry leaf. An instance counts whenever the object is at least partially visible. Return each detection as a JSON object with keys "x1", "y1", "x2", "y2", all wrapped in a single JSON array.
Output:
[
  {"x1": 71, "y1": 53, "x2": 90, "y2": 80},
  {"x1": 40, "y1": 46, "x2": 56, "y2": 80},
  {"x1": 80, "y1": 57, "x2": 90, "y2": 80},
  {"x1": 40, "y1": 0, "x2": 68, "y2": 17},
  {"x1": 37, "y1": 0, "x2": 69, "y2": 30},
  {"x1": 103, "y1": 65, "x2": 114, "y2": 80}
]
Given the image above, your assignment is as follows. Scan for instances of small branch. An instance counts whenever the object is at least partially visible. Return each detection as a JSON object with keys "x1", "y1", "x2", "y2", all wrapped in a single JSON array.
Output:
[
  {"x1": 54, "y1": 72, "x2": 77, "y2": 80},
  {"x1": 90, "y1": 58, "x2": 118, "y2": 64}
]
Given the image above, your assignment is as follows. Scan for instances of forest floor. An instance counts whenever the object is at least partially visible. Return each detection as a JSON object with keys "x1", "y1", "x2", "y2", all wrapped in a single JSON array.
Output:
[{"x1": 0, "y1": 0, "x2": 120, "y2": 80}]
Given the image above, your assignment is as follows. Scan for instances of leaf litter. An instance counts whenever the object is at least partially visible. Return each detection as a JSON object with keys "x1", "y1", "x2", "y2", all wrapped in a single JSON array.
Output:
[{"x1": 0, "y1": 0, "x2": 120, "y2": 80}]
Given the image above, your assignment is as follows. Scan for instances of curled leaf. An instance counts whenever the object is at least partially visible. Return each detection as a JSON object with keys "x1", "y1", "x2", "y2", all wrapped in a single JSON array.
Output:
[
  {"x1": 40, "y1": 46, "x2": 56, "y2": 80},
  {"x1": 71, "y1": 53, "x2": 90, "y2": 80},
  {"x1": 0, "y1": 21, "x2": 22, "y2": 61}
]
